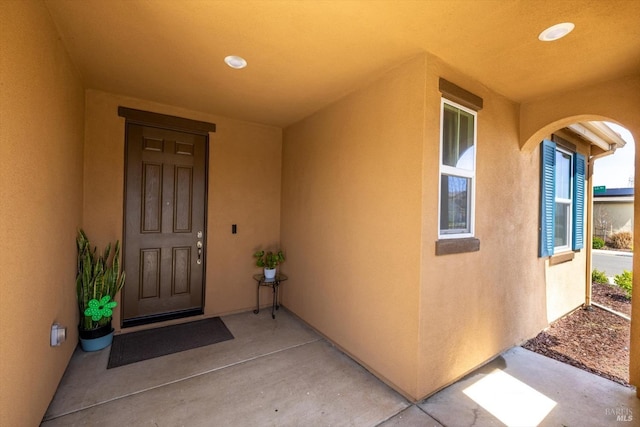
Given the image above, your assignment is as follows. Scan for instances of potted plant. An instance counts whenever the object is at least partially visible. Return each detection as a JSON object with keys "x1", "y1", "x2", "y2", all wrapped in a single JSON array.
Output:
[
  {"x1": 76, "y1": 229, "x2": 126, "y2": 351},
  {"x1": 253, "y1": 249, "x2": 285, "y2": 280}
]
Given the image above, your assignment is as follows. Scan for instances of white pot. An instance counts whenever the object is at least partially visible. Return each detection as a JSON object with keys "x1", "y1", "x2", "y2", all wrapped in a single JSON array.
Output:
[{"x1": 264, "y1": 268, "x2": 276, "y2": 280}]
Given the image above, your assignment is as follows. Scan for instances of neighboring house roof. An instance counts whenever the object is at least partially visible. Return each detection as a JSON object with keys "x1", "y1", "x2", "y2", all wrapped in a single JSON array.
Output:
[
  {"x1": 594, "y1": 187, "x2": 634, "y2": 202},
  {"x1": 596, "y1": 187, "x2": 634, "y2": 197}
]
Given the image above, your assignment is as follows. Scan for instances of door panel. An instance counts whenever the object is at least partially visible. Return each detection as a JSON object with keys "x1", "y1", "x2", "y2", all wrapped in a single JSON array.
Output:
[{"x1": 123, "y1": 123, "x2": 207, "y2": 325}]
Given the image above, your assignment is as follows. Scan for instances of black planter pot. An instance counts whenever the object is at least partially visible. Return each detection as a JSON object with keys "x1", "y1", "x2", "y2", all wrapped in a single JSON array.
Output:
[
  {"x1": 78, "y1": 321, "x2": 113, "y2": 339},
  {"x1": 78, "y1": 322, "x2": 114, "y2": 351}
]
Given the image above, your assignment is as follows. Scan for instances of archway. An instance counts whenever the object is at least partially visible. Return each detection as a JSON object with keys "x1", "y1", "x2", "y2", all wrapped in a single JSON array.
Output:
[{"x1": 519, "y1": 74, "x2": 640, "y2": 394}]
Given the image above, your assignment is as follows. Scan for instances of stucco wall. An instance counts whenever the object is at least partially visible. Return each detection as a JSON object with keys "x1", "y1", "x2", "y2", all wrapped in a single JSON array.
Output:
[
  {"x1": 0, "y1": 1, "x2": 85, "y2": 425},
  {"x1": 280, "y1": 52, "x2": 592, "y2": 401},
  {"x1": 544, "y1": 250, "x2": 588, "y2": 322},
  {"x1": 83, "y1": 90, "x2": 282, "y2": 329},
  {"x1": 520, "y1": 76, "x2": 640, "y2": 153},
  {"x1": 281, "y1": 56, "x2": 425, "y2": 398},
  {"x1": 417, "y1": 55, "x2": 548, "y2": 398}
]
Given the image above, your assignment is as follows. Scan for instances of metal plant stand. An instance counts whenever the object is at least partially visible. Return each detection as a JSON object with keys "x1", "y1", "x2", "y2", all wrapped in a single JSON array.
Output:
[{"x1": 252, "y1": 273, "x2": 288, "y2": 319}]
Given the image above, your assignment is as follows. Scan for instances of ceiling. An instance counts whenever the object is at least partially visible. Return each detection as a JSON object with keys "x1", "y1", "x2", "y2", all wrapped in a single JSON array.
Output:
[{"x1": 44, "y1": 0, "x2": 640, "y2": 127}]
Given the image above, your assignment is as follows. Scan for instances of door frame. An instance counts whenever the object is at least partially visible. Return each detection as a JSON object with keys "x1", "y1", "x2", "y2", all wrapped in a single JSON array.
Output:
[{"x1": 118, "y1": 107, "x2": 216, "y2": 328}]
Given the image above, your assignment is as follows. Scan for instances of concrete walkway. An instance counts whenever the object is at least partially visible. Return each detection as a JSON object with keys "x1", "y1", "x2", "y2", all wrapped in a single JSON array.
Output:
[{"x1": 43, "y1": 310, "x2": 638, "y2": 426}]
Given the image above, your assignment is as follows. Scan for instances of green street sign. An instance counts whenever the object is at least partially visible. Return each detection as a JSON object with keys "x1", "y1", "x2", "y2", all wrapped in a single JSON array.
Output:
[{"x1": 593, "y1": 186, "x2": 606, "y2": 194}]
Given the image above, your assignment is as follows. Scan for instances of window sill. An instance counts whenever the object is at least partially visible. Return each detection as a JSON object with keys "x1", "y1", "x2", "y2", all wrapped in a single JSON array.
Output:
[
  {"x1": 435, "y1": 238, "x2": 480, "y2": 256},
  {"x1": 549, "y1": 251, "x2": 575, "y2": 265}
]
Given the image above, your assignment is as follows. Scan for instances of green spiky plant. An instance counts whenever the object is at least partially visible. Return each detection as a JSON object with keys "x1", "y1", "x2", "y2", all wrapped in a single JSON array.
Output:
[{"x1": 76, "y1": 229, "x2": 126, "y2": 331}]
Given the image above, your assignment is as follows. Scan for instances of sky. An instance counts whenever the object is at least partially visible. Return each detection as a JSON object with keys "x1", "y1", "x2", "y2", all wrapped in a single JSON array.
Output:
[{"x1": 591, "y1": 123, "x2": 635, "y2": 189}]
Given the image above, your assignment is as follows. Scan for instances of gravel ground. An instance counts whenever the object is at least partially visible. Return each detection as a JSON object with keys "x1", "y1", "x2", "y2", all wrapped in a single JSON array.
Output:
[{"x1": 522, "y1": 282, "x2": 631, "y2": 386}]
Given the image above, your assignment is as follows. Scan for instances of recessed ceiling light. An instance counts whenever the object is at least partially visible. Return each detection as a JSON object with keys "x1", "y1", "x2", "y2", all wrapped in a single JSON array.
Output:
[
  {"x1": 224, "y1": 55, "x2": 247, "y2": 69},
  {"x1": 538, "y1": 23, "x2": 575, "y2": 42}
]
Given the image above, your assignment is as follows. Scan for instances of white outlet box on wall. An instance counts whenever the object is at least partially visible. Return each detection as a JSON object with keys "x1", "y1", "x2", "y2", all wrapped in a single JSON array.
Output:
[{"x1": 50, "y1": 323, "x2": 67, "y2": 347}]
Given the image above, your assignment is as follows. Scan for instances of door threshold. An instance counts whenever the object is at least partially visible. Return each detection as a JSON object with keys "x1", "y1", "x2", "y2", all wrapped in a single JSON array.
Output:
[{"x1": 122, "y1": 308, "x2": 204, "y2": 328}]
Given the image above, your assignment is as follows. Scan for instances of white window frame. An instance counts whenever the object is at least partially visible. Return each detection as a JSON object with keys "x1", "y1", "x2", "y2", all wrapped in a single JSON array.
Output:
[
  {"x1": 554, "y1": 146, "x2": 573, "y2": 253},
  {"x1": 438, "y1": 98, "x2": 477, "y2": 239}
]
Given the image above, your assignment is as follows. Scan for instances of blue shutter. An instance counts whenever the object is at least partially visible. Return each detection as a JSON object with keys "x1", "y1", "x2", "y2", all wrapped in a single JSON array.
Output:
[
  {"x1": 540, "y1": 140, "x2": 556, "y2": 257},
  {"x1": 572, "y1": 153, "x2": 585, "y2": 250}
]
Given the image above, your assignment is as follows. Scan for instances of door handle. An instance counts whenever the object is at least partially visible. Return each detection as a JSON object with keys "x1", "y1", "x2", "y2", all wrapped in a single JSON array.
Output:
[{"x1": 196, "y1": 239, "x2": 203, "y2": 264}]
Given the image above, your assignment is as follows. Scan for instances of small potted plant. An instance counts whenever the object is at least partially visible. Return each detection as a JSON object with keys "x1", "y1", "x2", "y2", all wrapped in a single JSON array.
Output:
[
  {"x1": 76, "y1": 229, "x2": 126, "y2": 351},
  {"x1": 253, "y1": 249, "x2": 285, "y2": 280}
]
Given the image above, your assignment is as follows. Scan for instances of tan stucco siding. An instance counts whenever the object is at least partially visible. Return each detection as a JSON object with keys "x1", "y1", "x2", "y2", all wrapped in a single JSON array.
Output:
[
  {"x1": 83, "y1": 90, "x2": 282, "y2": 328},
  {"x1": 281, "y1": 52, "x2": 592, "y2": 401},
  {"x1": 544, "y1": 250, "x2": 588, "y2": 323},
  {"x1": 281, "y1": 55, "x2": 426, "y2": 398},
  {"x1": 417, "y1": 56, "x2": 548, "y2": 398},
  {"x1": 520, "y1": 76, "x2": 640, "y2": 153},
  {"x1": 0, "y1": 1, "x2": 85, "y2": 425}
]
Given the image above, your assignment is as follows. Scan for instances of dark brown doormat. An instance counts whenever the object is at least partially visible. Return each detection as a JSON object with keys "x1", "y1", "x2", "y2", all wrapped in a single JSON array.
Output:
[{"x1": 107, "y1": 317, "x2": 233, "y2": 369}]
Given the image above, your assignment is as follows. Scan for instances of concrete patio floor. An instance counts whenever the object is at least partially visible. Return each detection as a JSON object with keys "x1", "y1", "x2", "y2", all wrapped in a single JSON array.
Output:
[{"x1": 42, "y1": 309, "x2": 639, "y2": 426}]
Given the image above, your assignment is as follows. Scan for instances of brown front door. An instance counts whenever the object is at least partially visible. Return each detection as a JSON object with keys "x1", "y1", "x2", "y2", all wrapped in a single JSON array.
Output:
[{"x1": 122, "y1": 123, "x2": 208, "y2": 327}]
